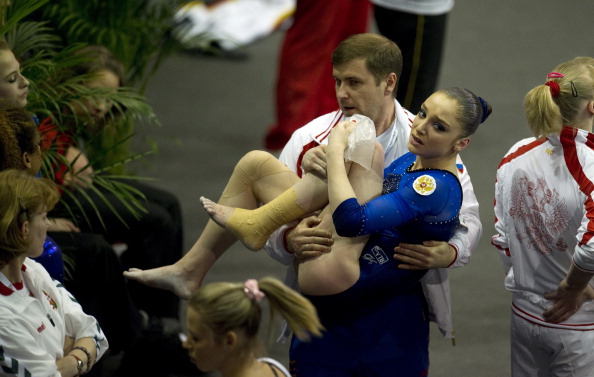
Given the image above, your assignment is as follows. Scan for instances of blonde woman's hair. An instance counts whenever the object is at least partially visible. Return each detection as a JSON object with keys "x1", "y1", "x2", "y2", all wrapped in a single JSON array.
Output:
[
  {"x1": 0, "y1": 170, "x2": 59, "y2": 267},
  {"x1": 524, "y1": 57, "x2": 594, "y2": 137},
  {"x1": 188, "y1": 277, "x2": 323, "y2": 345}
]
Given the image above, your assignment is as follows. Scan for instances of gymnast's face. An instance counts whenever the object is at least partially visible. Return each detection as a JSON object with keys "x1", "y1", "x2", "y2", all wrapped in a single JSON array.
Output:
[
  {"x1": 408, "y1": 92, "x2": 469, "y2": 159},
  {"x1": 0, "y1": 49, "x2": 30, "y2": 108},
  {"x1": 73, "y1": 69, "x2": 120, "y2": 124},
  {"x1": 183, "y1": 308, "x2": 229, "y2": 373}
]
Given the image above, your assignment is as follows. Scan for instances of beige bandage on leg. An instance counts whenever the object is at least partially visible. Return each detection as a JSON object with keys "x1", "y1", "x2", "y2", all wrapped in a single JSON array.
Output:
[{"x1": 226, "y1": 187, "x2": 306, "y2": 251}]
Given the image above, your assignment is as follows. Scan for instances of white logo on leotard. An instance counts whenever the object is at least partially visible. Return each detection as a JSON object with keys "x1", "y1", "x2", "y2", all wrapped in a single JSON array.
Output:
[{"x1": 362, "y1": 246, "x2": 389, "y2": 265}]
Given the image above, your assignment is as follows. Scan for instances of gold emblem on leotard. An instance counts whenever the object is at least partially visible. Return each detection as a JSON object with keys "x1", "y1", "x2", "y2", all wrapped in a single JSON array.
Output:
[{"x1": 413, "y1": 175, "x2": 436, "y2": 196}]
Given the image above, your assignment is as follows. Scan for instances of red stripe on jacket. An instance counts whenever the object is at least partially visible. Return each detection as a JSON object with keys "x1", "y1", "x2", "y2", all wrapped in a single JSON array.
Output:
[
  {"x1": 560, "y1": 127, "x2": 594, "y2": 246},
  {"x1": 295, "y1": 112, "x2": 343, "y2": 177}
]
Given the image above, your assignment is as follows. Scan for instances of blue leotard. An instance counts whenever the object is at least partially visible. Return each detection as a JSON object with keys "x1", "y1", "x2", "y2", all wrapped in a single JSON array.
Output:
[{"x1": 290, "y1": 152, "x2": 462, "y2": 377}]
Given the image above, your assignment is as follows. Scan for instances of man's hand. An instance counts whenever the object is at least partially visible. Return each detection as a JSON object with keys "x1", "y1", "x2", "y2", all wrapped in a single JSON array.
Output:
[
  {"x1": 543, "y1": 281, "x2": 594, "y2": 323},
  {"x1": 302, "y1": 145, "x2": 327, "y2": 177},
  {"x1": 394, "y1": 240, "x2": 456, "y2": 270},
  {"x1": 286, "y1": 214, "x2": 333, "y2": 262},
  {"x1": 48, "y1": 218, "x2": 80, "y2": 232}
]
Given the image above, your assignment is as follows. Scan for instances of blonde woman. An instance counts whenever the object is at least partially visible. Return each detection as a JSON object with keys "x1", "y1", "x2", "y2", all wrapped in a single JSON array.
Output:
[
  {"x1": 183, "y1": 277, "x2": 322, "y2": 377},
  {"x1": 492, "y1": 56, "x2": 594, "y2": 376}
]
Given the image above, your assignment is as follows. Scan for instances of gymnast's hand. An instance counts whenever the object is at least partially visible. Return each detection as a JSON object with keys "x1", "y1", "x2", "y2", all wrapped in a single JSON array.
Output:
[
  {"x1": 543, "y1": 281, "x2": 594, "y2": 323},
  {"x1": 286, "y1": 213, "x2": 333, "y2": 262},
  {"x1": 48, "y1": 218, "x2": 80, "y2": 232},
  {"x1": 302, "y1": 145, "x2": 327, "y2": 177},
  {"x1": 394, "y1": 240, "x2": 457, "y2": 270},
  {"x1": 64, "y1": 146, "x2": 94, "y2": 189}
]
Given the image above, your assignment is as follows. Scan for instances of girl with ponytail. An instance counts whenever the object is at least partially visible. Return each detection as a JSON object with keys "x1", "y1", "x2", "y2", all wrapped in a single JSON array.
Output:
[
  {"x1": 183, "y1": 277, "x2": 322, "y2": 377},
  {"x1": 493, "y1": 56, "x2": 594, "y2": 377}
]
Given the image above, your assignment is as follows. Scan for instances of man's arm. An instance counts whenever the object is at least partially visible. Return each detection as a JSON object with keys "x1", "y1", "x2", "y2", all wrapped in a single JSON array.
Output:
[{"x1": 446, "y1": 159, "x2": 482, "y2": 267}]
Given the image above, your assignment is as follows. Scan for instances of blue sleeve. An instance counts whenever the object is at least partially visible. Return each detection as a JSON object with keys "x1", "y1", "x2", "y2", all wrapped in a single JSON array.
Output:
[{"x1": 332, "y1": 172, "x2": 459, "y2": 237}]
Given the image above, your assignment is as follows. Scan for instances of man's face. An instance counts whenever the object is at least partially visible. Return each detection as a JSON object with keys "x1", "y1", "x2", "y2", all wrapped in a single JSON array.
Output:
[{"x1": 333, "y1": 58, "x2": 389, "y2": 123}]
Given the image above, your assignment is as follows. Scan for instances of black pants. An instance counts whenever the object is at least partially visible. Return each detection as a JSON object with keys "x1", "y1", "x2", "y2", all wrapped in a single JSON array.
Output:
[
  {"x1": 374, "y1": 6, "x2": 449, "y2": 114},
  {"x1": 51, "y1": 231, "x2": 141, "y2": 354},
  {"x1": 52, "y1": 179, "x2": 183, "y2": 318}
]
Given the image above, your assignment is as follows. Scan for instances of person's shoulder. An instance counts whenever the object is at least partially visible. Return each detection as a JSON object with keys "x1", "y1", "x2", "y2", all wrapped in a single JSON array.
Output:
[
  {"x1": 23, "y1": 258, "x2": 56, "y2": 287},
  {"x1": 23, "y1": 258, "x2": 47, "y2": 273},
  {"x1": 258, "y1": 357, "x2": 291, "y2": 377},
  {"x1": 284, "y1": 110, "x2": 343, "y2": 150},
  {"x1": 297, "y1": 110, "x2": 343, "y2": 133},
  {"x1": 405, "y1": 168, "x2": 461, "y2": 198},
  {"x1": 498, "y1": 136, "x2": 543, "y2": 168}
]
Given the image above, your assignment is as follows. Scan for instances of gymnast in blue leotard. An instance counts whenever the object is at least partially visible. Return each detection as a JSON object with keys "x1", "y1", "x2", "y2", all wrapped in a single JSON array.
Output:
[
  {"x1": 201, "y1": 87, "x2": 491, "y2": 377},
  {"x1": 290, "y1": 151, "x2": 463, "y2": 377}
]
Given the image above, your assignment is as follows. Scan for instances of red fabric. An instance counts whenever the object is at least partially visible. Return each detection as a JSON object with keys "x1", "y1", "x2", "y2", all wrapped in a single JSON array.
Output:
[
  {"x1": 38, "y1": 117, "x2": 74, "y2": 186},
  {"x1": 264, "y1": 0, "x2": 370, "y2": 150}
]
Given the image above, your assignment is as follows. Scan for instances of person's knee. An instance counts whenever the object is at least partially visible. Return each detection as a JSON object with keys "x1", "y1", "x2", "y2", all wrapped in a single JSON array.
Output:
[
  {"x1": 237, "y1": 150, "x2": 274, "y2": 172},
  {"x1": 235, "y1": 150, "x2": 288, "y2": 182}
]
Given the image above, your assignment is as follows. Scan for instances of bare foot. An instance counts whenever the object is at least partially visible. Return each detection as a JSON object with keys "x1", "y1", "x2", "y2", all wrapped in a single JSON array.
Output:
[
  {"x1": 124, "y1": 264, "x2": 198, "y2": 299},
  {"x1": 200, "y1": 196, "x2": 235, "y2": 228}
]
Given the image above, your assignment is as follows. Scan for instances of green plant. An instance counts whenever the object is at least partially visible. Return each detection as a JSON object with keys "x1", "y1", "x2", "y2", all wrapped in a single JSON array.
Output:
[
  {"x1": 38, "y1": 0, "x2": 184, "y2": 92},
  {"x1": 2, "y1": 1, "x2": 162, "y2": 229},
  {"x1": 1, "y1": 0, "x2": 180, "y2": 280},
  {"x1": 32, "y1": 0, "x2": 185, "y2": 174}
]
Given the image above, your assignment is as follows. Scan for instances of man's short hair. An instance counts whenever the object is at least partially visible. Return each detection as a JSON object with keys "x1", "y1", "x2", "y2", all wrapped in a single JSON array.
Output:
[{"x1": 331, "y1": 33, "x2": 403, "y2": 94}]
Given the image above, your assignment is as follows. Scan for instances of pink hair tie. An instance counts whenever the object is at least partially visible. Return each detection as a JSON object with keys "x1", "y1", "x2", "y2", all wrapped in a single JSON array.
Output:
[
  {"x1": 545, "y1": 81, "x2": 561, "y2": 98},
  {"x1": 547, "y1": 72, "x2": 564, "y2": 78},
  {"x1": 243, "y1": 279, "x2": 265, "y2": 302}
]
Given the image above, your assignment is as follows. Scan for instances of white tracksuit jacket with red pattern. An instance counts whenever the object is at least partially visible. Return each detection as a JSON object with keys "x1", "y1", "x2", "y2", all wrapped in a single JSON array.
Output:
[{"x1": 492, "y1": 126, "x2": 594, "y2": 330}]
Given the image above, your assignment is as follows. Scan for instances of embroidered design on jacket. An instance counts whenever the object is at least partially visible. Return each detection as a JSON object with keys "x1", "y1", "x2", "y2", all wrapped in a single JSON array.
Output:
[{"x1": 42, "y1": 290, "x2": 58, "y2": 310}]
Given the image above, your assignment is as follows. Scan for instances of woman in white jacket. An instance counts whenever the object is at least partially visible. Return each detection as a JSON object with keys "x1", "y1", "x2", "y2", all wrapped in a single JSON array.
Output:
[
  {"x1": 492, "y1": 56, "x2": 594, "y2": 377},
  {"x1": 0, "y1": 169, "x2": 108, "y2": 377}
]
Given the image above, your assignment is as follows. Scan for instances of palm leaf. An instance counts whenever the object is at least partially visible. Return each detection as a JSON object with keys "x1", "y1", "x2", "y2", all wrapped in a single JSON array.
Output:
[
  {"x1": 0, "y1": 0, "x2": 49, "y2": 35},
  {"x1": 38, "y1": 0, "x2": 185, "y2": 91}
]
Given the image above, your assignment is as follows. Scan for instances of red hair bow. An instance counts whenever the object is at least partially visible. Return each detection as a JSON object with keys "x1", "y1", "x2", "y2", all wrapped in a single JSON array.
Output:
[{"x1": 545, "y1": 81, "x2": 560, "y2": 98}]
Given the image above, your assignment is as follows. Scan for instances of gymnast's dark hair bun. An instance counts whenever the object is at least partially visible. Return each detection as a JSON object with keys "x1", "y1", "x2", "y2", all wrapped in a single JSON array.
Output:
[{"x1": 478, "y1": 96, "x2": 492, "y2": 124}]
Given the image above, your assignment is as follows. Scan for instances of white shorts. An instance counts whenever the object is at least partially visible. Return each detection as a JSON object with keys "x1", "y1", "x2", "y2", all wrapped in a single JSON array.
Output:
[{"x1": 511, "y1": 314, "x2": 594, "y2": 377}]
